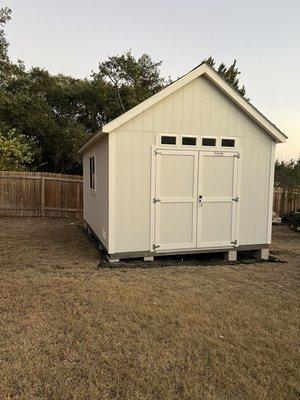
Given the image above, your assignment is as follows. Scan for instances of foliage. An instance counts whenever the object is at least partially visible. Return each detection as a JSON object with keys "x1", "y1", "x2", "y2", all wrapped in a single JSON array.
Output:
[
  {"x1": 1, "y1": 8, "x2": 252, "y2": 175},
  {"x1": 0, "y1": 129, "x2": 40, "y2": 170},
  {"x1": 274, "y1": 159, "x2": 300, "y2": 190},
  {"x1": 0, "y1": 7, "x2": 11, "y2": 64},
  {"x1": 93, "y1": 50, "x2": 167, "y2": 114},
  {"x1": 0, "y1": 8, "x2": 167, "y2": 173},
  {"x1": 204, "y1": 56, "x2": 247, "y2": 98}
]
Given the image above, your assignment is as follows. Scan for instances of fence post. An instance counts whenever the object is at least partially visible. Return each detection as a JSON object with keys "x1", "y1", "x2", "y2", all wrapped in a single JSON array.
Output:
[{"x1": 41, "y1": 177, "x2": 45, "y2": 218}]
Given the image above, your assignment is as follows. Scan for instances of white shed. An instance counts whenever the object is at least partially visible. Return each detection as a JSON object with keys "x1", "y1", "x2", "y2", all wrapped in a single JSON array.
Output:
[{"x1": 79, "y1": 63, "x2": 286, "y2": 262}]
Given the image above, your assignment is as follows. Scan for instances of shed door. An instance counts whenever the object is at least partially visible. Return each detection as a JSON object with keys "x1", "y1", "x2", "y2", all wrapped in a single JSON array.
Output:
[
  {"x1": 154, "y1": 150, "x2": 198, "y2": 251},
  {"x1": 197, "y1": 151, "x2": 239, "y2": 248}
]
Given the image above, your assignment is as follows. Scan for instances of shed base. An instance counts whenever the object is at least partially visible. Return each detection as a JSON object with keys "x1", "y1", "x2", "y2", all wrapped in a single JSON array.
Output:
[
  {"x1": 252, "y1": 248, "x2": 270, "y2": 260},
  {"x1": 224, "y1": 250, "x2": 237, "y2": 262},
  {"x1": 107, "y1": 244, "x2": 269, "y2": 262},
  {"x1": 107, "y1": 257, "x2": 120, "y2": 263},
  {"x1": 84, "y1": 220, "x2": 270, "y2": 263}
]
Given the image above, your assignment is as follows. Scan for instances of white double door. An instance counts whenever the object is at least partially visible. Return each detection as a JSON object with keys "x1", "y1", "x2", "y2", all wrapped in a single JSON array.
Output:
[{"x1": 153, "y1": 149, "x2": 240, "y2": 251}]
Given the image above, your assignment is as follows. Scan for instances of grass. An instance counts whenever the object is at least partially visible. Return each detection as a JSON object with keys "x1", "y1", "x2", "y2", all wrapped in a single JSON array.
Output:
[{"x1": 0, "y1": 218, "x2": 299, "y2": 399}]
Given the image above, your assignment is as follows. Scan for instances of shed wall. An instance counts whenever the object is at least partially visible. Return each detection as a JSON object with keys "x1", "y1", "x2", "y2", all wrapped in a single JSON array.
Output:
[
  {"x1": 83, "y1": 136, "x2": 109, "y2": 249},
  {"x1": 111, "y1": 76, "x2": 275, "y2": 253}
]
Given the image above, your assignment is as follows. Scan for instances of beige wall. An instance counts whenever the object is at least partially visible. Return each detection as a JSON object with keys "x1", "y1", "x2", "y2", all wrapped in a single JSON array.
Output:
[
  {"x1": 83, "y1": 135, "x2": 109, "y2": 249},
  {"x1": 110, "y1": 75, "x2": 275, "y2": 253}
]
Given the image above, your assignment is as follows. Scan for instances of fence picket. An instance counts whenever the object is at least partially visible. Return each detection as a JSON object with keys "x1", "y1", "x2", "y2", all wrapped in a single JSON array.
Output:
[
  {"x1": 273, "y1": 188, "x2": 300, "y2": 216},
  {"x1": 0, "y1": 171, "x2": 299, "y2": 220},
  {"x1": 0, "y1": 171, "x2": 83, "y2": 219}
]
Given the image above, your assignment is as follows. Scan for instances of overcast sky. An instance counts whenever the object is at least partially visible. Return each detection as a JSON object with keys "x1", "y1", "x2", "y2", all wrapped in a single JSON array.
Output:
[{"x1": 4, "y1": 0, "x2": 300, "y2": 160}]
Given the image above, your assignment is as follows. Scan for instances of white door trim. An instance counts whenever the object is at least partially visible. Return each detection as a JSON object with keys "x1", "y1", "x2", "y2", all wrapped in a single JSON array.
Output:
[
  {"x1": 197, "y1": 150, "x2": 240, "y2": 249},
  {"x1": 151, "y1": 147, "x2": 198, "y2": 252},
  {"x1": 150, "y1": 146, "x2": 241, "y2": 253}
]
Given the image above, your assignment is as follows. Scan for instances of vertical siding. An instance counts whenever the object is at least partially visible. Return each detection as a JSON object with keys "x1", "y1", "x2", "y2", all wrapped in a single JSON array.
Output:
[
  {"x1": 111, "y1": 76, "x2": 274, "y2": 253},
  {"x1": 112, "y1": 129, "x2": 154, "y2": 252},
  {"x1": 83, "y1": 136, "x2": 109, "y2": 249}
]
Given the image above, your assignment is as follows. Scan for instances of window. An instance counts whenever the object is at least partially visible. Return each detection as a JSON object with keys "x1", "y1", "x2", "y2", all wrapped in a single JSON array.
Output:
[
  {"x1": 182, "y1": 137, "x2": 197, "y2": 146},
  {"x1": 161, "y1": 135, "x2": 176, "y2": 145},
  {"x1": 202, "y1": 137, "x2": 216, "y2": 147},
  {"x1": 222, "y1": 138, "x2": 235, "y2": 147},
  {"x1": 89, "y1": 156, "x2": 96, "y2": 191}
]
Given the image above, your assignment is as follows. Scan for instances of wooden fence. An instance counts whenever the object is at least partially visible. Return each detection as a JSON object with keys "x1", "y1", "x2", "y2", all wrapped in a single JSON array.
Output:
[
  {"x1": 0, "y1": 171, "x2": 299, "y2": 220},
  {"x1": 273, "y1": 188, "x2": 300, "y2": 216},
  {"x1": 0, "y1": 171, "x2": 83, "y2": 219}
]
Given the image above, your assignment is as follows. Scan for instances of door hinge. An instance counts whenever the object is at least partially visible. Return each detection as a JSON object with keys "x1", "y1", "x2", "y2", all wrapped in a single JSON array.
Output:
[
  {"x1": 153, "y1": 244, "x2": 160, "y2": 250},
  {"x1": 234, "y1": 153, "x2": 240, "y2": 158},
  {"x1": 231, "y1": 240, "x2": 238, "y2": 246},
  {"x1": 153, "y1": 198, "x2": 161, "y2": 203},
  {"x1": 232, "y1": 197, "x2": 239, "y2": 202}
]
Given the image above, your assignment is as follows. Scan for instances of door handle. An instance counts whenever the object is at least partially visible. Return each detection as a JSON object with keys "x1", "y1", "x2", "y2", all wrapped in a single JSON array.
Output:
[{"x1": 198, "y1": 195, "x2": 203, "y2": 203}]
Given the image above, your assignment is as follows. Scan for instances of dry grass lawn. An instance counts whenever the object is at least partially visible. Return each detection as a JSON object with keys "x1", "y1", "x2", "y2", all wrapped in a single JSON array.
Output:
[{"x1": 0, "y1": 218, "x2": 299, "y2": 400}]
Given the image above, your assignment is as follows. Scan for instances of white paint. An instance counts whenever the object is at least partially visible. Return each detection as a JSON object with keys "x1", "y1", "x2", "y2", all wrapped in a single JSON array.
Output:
[
  {"x1": 197, "y1": 151, "x2": 239, "y2": 248},
  {"x1": 154, "y1": 150, "x2": 198, "y2": 251},
  {"x1": 83, "y1": 136, "x2": 109, "y2": 249},
  {"x1": 79, "y1": 64, "x2": 286, "y2": 153},
  {"x1": 82, "y1": 72, "x2": 283, "y2": 257}
]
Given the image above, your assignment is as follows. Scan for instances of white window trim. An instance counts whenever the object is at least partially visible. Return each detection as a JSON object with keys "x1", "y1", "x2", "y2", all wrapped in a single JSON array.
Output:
[
  {"x1": 89, "y1": 154, "x2": 97, "y2": 194},
  {"x1": 180, "y1": 135, "x2": 198, "y2": 147},
  {"x1": 200, "y1": 136, "x2": 219, "y2": 148},
  {"x1": 221, "y1": 137, "x2": 237, "y2": 148},
  {"x1": 157, "y1": 134, "x2": 178, "y2": 147},
  {"x1": 155, "y1": 134, "x2": 238, "y2": 151}
]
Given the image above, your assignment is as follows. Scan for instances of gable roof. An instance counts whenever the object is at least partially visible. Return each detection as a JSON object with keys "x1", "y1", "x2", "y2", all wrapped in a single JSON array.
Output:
[{"x1": 79, "y1": 63, "x2": 287, "y2": 153}]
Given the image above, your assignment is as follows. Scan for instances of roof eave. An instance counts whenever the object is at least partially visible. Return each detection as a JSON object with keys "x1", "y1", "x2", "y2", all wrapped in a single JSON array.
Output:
[
  {"x1": 79, "y1": 63, "x2": 287, "y2": 153},
  {"x1": 202, "y1": 68, "x2": 287, "y2": 143},
  {"x1": 78, "y1": 130, "x2": 107, "y2": 154}
]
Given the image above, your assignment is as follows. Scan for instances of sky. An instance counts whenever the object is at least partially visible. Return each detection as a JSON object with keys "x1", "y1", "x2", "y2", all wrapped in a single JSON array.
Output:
[{"x1": 3, "y1": 0, "x2": 300, "y2": 160}]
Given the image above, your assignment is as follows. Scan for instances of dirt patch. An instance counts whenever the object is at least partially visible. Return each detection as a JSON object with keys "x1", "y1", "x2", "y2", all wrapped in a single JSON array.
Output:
[{"x1": 0, "y1": 218, "x2": 299, "y2": 400}]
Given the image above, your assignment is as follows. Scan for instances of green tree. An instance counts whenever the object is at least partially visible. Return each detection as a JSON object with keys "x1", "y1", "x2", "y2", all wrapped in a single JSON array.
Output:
[
  {"x1": 0, "y1": 9, "x2": 168, "y2": 173},
  {"x1": 275, "y1": 159, "x2": 300, "y2": 190},
  {"x1": 0, "y1": 8, "x2": 178, "y2": 174},
  {"x1": 93, "y1": 50, "x2": 167, "y2": 116},
  {"x1": 0, "y1": 6, "x2": 11, "y2": 64},
  {"x1": 0, "y1": 129, "x2": 40, "y2": 170},
  {"x1": 204, "y1": 56, "x2": 247, "y2": 98}
]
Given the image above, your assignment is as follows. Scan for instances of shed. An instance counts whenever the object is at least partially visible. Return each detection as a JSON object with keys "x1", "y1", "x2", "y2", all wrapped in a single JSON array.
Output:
[{"x1": 79, "y1": 63, "x2": 287, "y2": 262}]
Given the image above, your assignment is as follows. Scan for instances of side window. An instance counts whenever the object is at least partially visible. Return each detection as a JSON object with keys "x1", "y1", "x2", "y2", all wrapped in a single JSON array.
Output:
[
  {"x1": 89, "y1": 156, "x2": 96, "y2": 191},
  {"x1": 161, "y1": 135, "x2": 176, "y2": 145},
  {"x1": 221, "y1": 138, "x2": 235, "y2": 147},
  {"x1": 202, "y1": 137, "x2": 216, "y2": 147}
]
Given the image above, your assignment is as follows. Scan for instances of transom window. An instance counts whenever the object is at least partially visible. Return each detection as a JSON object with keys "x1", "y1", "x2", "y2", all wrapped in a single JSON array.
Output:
[
  {"x1": 89, "y1": 156, "x2": 96, "y2": 191},
  {"x1": 182, "y1": 137, "x2": 197, "y2": 146},
  {"x1": 222, "y1": 138, "x2": 235, "y2": 147},
  {"x1": 202, "y1": 137, "x2": 216, "y2": 147},
  {"x1": 161, "y1": 135, "x2": 176, "y2": 145}
]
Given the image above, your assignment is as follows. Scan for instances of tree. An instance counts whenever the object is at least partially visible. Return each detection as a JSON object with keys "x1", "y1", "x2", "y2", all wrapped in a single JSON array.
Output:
[
  {"x1": 0, "y1": 129, "x2": 40, "y2": 170},
  {"x1": 204, "y1": 56, "x2": 247, "y2": 98},
  {"x1": 0, "y1": 6, "x2": 11, "y2": 64},
  {"x1": 93, "y1": 50, "x2": 167, "y2": 116},
  {"x1": 0, "y1": 9, "x2": 167, "y2": 174},
  {"x1": 275, "y1": 159, "x2": 300, "y2": 190}
]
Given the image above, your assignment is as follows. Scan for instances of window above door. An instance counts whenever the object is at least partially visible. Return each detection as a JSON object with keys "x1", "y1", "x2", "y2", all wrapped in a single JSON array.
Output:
[
  {"x1": 181, "y1": 135, "x2": 197, "y2": 146},
  {"x1": 156, "y1": 134, "x2": 237, "y2": 150},
  {"x1": 221, "y1": 138, "x2": 236, "y2": 148},
  {"x1": 160, "y1": 135, "x2": 177, "y2": 145},
  {"x1": 202, "y1": 137, "x2": 217, "y2": 147}
]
